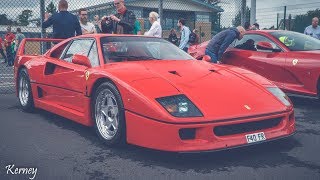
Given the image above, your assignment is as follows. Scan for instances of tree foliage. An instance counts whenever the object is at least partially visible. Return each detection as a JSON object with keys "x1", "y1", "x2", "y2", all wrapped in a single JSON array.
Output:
[
  {"x1": 232, "y1": 7, "x2": 250, "y2": 27},
  {"x1": 203, "y1": 0, "x2": 220, "y2": 6},
  {"x1": 293, "y1": 9, "x2": 320, "y2": 33},
  {"x1": 46, "y1": 1, "x2": 57, "y2": 14},
  {"x1": 18, "y1": 9, "x2": 33, "y2": 26},
  {"x1": 0, "y1": 14, "x2": 14, "y2": 25}
]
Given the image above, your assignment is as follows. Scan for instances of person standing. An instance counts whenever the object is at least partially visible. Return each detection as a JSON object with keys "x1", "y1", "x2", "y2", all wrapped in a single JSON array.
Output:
[
  {"x1": 4, "y1": 27, "x2": 15, "y2": 67},
  {"x1": 42, "y1": 0, "x2": 82, "y2": 39},
  {"x1": 101, "y1": 0, "x2": 136, "y2": 34},
  {"x1": 0, "y1": 37, "x2": 7, "y2": 63},
  {"x1": 304, "y1": 17, "x2": 320, "y2": 40},
  {"x1": 93, "y1": 15, "x2": 102, "y2": 33},
  {"x1": 205, "y1": 26, "x2": 245, "y2": 64},
  {"x1": 177, "y1": 18, "x2": 191, "y2": 52},
  {"x1": 14, "y1": 28, "x2": 25, "y2": 57},
  {"x1": 168, "y1": 28, "x2": 178, "y2": 46},
  {"x1": 251, "y1": 23, "x2": 260, "y2": 30},
  {"x1": 133, "y1": 20, "x2": 142, "y2": 35},
  {"x1": 144, "y1": 12, "x2": 162, "y2": 38},
  {"x1": 244, "y1": 22, "x2": 251, "y2": 31},
  {"x1": 78, "y1": 8, "x2": 96, "y2": 34}
]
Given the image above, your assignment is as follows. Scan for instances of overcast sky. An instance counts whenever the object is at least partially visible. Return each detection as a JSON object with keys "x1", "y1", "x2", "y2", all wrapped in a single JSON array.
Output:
[{"x1": 1, "y1": 0, "x2": 319, "y2": 28}]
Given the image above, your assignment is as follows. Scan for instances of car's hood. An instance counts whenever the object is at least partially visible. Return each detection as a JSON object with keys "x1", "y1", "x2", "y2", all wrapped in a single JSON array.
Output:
[{"x1": 102, "y1": 61, "x2": 288, "y2": 121}]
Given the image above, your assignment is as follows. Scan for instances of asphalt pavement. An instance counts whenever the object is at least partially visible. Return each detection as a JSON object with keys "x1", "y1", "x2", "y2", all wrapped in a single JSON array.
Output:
[{"x1": 0, "y1": 93, "x2": 320, "y2": 180}]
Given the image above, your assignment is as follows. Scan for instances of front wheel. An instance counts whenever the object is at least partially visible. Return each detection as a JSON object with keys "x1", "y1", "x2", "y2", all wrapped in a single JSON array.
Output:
[
  {"x1": 18, "y1": 68, "x2": 35, "y2": 112},
  {"x1": 92, "y1": 82, "x2": 126, "y2": 146}
]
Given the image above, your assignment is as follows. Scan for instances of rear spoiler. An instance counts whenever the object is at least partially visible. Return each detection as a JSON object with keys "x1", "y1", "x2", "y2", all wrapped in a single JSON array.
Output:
[{"x1": 17, "y1": 38, "x2": 64, "y2": 57}]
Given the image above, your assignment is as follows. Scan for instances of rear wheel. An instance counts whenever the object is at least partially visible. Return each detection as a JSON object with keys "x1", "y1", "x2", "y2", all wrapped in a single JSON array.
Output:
[
  {"x1": 92, "y1": 81, "x2": 126, "y2": 146},
  {"x1": 18, "y1": 68, "x2": 35, "y2": 112}
]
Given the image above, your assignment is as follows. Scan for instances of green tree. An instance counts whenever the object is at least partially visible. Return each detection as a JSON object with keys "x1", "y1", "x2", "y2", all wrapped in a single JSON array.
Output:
[
  {"x1": 232, "y1": 7, "x2": 250, "y2": 27},
  {"x1": 205, "y1": 0, "x2": 220, "y2": 5},
  {"x1": 46, "y1": 1, "x2": 57, "y2": 14},
  {"x1": 293, "y1": 9, "x2": 320, "y2": 33},
  {"x1": 18, "y1": 9, "x2": 33, "y2": 26},
  {"x1": 0, "y1": 14, "x2": 13, "y2": 25}
]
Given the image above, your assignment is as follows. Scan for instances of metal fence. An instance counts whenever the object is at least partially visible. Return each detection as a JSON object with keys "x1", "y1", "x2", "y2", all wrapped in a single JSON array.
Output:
[{"x1": 0, "y1": 0, "x2": 247, "y2": 94}]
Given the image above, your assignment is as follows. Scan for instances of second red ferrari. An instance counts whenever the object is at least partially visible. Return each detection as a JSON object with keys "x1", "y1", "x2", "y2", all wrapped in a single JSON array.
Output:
[{"x1": 189, "y1": 30, "x2": 320, "y2": 98}]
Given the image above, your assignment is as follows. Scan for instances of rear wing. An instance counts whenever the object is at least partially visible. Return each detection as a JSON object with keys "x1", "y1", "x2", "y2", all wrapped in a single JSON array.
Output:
[{"x1": 17, "y1": 38, "x2": 64, "y2": 57}]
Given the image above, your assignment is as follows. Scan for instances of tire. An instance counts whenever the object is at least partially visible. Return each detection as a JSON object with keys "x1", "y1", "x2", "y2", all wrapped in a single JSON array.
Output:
[
  {"x1": 18, "y1": 68, "x2": 35, "y2": 112},
  {"x1": 92, "y1": 81, "x2": 126, "y2": 146}
]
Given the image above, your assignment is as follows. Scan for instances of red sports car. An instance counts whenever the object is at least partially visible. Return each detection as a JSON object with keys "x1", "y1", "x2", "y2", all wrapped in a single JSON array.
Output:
[
  {"x1": 14, "y1": 34, "x2": 295, "y2": 152},
  {"x1": 189, "y1": 30, "x2": 320, "y2": 98}
]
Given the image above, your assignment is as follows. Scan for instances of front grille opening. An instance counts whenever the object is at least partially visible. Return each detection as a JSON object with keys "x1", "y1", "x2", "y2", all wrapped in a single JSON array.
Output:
[
  {"x1": 179, "y1": 128, "x2": 196, "y2": 140},
  {"x1": 213, "y1": 117, "x2": 282, "y2": 136}
]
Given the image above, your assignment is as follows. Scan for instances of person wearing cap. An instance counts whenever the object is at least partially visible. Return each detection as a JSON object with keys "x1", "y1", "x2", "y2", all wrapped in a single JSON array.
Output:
[{"x1": 279, "y1": 36, "x2": 295, "y2": 47}]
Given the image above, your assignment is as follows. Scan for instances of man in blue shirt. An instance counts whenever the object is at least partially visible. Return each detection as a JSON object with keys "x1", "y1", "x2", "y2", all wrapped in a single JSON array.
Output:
[
  {"x1": 177, "y1": 18, "x2": 191, "y2": 52},
  {"x1": 304, "y1": 17, "x2": 320, "y2": 40},
  {"x1": 205, "y1": 26, "x2": 245, "y2": 63},
  {"x1": 42, "y1": 0, "x2": 82, "y2": 39}
]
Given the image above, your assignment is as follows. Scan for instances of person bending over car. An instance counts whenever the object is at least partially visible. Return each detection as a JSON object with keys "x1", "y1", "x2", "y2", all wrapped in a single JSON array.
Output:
[
  {"x1": 205, "y1": 26, "x2": 245, "y2": 63},
  {"x1": 101, "y1": 0, "x2": 136, "y2": 34}
]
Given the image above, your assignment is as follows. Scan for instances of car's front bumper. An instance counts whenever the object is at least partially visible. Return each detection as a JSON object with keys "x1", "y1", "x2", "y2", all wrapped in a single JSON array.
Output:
[{"x1": 125, "y1": 109, "x2": 295, "y2": 152}]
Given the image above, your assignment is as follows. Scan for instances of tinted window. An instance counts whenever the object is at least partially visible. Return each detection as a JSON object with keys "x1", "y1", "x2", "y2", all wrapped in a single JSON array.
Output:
[
  {"x1": 270, "y1": 31, "x2": 320, "y2": 51},
  {"x1": 63, "y1": 39, "x2": 94, "y2": 62},
  {"x1": 101, "y1": 37, "x2": 194, "y2": 63},
  {"x1": 234, "y1": 34, "x2": 280, "y2": 52}
]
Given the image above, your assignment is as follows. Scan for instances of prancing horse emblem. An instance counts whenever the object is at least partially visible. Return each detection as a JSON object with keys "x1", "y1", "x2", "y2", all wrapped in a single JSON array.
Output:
[
  {"x1": 292, "y1": 59, "x2": 299, "y2": 66},
  {"x1": 244, "y1": 105, "x2": 251, "y2": 110},
  {"x1": 85, "y1": 71, "x2": 90, "y2": 80}
]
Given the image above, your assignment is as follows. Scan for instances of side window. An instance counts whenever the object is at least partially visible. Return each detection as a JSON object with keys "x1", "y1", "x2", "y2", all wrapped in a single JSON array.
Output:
[
  {"x1": 62, "y1": 39, "x2": 94, "y2": 62},
  {"x1": 88, "y1": 42, "x2": 99, "y2": 67},
  {"x1": 50, "y1": 41, "x2": 69, "y2": 58},
  {"x1": 234, "y1": 34, "x2": 281, "y2": 52}
]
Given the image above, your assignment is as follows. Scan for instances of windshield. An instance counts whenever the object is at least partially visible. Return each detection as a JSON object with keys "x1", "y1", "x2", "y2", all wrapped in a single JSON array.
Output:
[
  {"x1": 100, "y1": 36, "x2": 194, "y2": 63},
  {"x1": 270, "y1": 31, "x2": 320, "y2": 51}
]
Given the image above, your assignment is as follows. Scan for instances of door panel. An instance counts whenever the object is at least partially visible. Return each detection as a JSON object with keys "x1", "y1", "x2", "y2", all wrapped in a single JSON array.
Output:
[
  {"x1": 34, "y1": 39, "x2": 95, "y2": 113},
  {"x1": 39, "y1": 58, "x2": 87, "y2": 113},
  {"x1": 224, "y1": 34, "x2": 293, "y2": 87}
]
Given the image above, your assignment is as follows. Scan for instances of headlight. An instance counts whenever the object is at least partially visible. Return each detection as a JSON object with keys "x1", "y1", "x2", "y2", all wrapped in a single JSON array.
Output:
[
  {"x1": 267, "y1": 87, "x2": 291, "y2": 106},
  {"x1": 156, "y1": 95, "x2": 203, "y2": 117}
]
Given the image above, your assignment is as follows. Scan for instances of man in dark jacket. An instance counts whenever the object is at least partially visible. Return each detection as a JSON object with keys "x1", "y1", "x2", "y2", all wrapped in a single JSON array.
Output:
[
  {"x1": 42, "y1": 0, "x2": 82, "y2": 39},
  {"x1": 101, "y1": 0, "x2": 136, "y2": 34},
  {"x1": 205, "y1": 26, "x2": 245, "y2": 63}
]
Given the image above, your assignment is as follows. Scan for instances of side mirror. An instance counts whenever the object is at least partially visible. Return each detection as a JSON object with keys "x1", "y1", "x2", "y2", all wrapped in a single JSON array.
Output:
[
  {"x1": 202, "y1": 55, "x2": 211, "y2": 62},
  {"x1": 72, "y1": 54, "x2": 91, "y2": 68},
  {"x1": 256, "y1": 41, "x2": 281, "y2": 52}
]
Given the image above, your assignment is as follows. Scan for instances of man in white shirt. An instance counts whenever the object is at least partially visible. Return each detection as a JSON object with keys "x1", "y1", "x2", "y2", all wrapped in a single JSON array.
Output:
[
  {"x1": 78, "y1": 8, "x2": 96, "y2": 34},
  {"x1": 144, "y1": 12, "x2": 162, "y2": 38},
  {"x1": 304, "y1": 17, "x2": 320, "y2": 40}
]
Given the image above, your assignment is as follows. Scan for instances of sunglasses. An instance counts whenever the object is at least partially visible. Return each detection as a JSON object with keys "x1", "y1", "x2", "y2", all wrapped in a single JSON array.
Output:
[
  {"x1": 114, "y1": 2, "x2": 121, "y2": 6},
  {"x1": 81, "y1": 14, "x2": 88, "y2": 16}
]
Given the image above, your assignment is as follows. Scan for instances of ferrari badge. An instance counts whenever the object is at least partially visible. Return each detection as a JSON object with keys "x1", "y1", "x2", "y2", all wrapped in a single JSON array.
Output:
[{"x1": 85, "y1": 71, "x2": 90, "y2": 80}]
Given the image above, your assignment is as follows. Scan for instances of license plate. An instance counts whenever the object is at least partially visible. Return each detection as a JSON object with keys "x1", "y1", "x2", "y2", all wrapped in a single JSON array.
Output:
[{"x1": 245, "y1": 132, "x2": 266, "y2": 144}]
